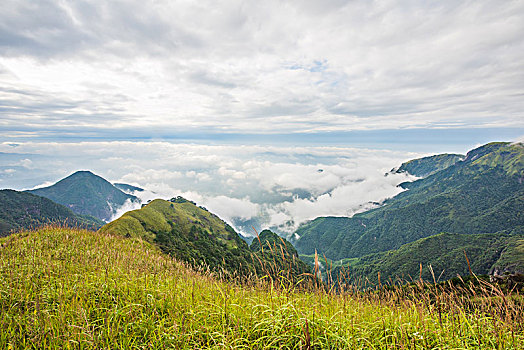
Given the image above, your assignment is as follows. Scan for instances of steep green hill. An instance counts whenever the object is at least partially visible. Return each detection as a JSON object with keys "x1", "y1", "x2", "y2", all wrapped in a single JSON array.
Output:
[
  {"x1": 100, "y1": 198, "x2": 309, "y2": 280},
  {"x1": 295, "y1": 142, "x2": 524, "y2": 264},
  {"x1": 394, "y1": 153, "x2": 464, "y2": 178},
  {"x1": 28, "y1": 171, "x2": 139, "y2": 221},
  {"x1": 333, "y1": 232, "x2": 524, "y2": 285},
  {"x1": 0, "y1": 189, "x2": 104, "y2": 236}
]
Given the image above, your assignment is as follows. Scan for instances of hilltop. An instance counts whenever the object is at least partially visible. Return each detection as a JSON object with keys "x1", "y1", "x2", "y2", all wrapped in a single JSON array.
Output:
[
  {"x1": 28, "y1": 171, "x2": 139, "y2": 221},
  {"x1": 99, "y1": 197, "x2": 309, "y2": 280},
  {"x1": 393, "y1": 153, "x2": 464, "y2": 177},
  {"x1": 250, "y1": 229, "x2": 309, "y2": 279},
  {"x1": 250, "y1": 229, "x2": 300, "y2": 257},
  {"x1": 0, "y1": 189, "x2": 103, "y2": 236}
]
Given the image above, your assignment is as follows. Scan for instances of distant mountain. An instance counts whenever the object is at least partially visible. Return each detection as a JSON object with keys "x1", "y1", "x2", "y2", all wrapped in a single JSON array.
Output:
[
  {"x1": 0, "y1": 189, "x2": 104, "y2": 236},
  {"x1": 113, "y1": 183, "x2": 144, "y2": 193},
  {"x1": 333, "y1": 232, "x2": 523, "y2": 285},
  {"x1": 393, "y1": 153, "x2": 465, "y2": 177},
  {"x1": 295, "y1": 142, "x2": 524, "y2": 275},
  {"x1": 99, "y1": 197, "x2": 309, "y2": 280},
  {"x1": 28, "y1": 171, "x2": 139, "y2": 221}
]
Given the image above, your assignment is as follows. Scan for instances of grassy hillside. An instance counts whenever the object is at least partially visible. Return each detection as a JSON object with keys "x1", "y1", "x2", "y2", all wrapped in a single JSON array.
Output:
[
  {"x1": 28, "y1": 170, "x2": 138, "y2": 221},
  {"x1": 0, "y1": 189, "x2": 103, "y2": 236},
  {"x1": 100, "y1": 198, "x2": 309, "y2": 281},
  {"x1": 467, "y1": 141, "x2": 524, "y2": 176},
  {"x1": 295, "y1": 142, "x2": 524, "y2": 263},
  {"x1": 394, "y1": 153, "x2": 464, "y2": 177},
  {"x1": 1, "y1": 227, "x2": 522, "y2": 348},
  {"x1": 333, "y1": 232, "x2": 524, "y2": 285}
]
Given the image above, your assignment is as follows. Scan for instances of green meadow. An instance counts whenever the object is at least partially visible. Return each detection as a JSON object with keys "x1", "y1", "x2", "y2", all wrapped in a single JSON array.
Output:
[{"x1": 1, "y1": 227, "x2": 522, "y2": 349}]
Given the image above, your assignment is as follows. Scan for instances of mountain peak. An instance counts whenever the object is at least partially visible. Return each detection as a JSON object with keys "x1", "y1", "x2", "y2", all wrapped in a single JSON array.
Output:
[
  {"x1": 71, "y1": 170, "x2": 95, "y2": 175},
  {"x1": 28, "y1": 170, "x2": 138, "y2": 221},
  {"x1": 60, "y1": 170, "x2": 111, "y2": 183},
  {"x1": 394, "y1": 153, "x2": 465, "y2": 178},
  {"x1": 463, "y1": 142, "x2": 523, "y2": 176},
  {"x1": 463, "y1": 142, "x2": 509, "y2": 162},
  {"x1": 250, "y1": 229, "x2": 299, "y2": 257}
]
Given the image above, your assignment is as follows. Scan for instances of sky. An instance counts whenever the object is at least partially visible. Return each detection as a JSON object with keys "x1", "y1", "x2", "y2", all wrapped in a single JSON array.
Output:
[{"x1": 1, "y1": 0, "x2": 523, "y2": 237}]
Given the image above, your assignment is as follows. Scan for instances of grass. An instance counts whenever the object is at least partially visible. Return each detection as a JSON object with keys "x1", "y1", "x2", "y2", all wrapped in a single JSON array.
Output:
[{"x1": 1, "y1": 227, "x2": 523, "y2": 349}]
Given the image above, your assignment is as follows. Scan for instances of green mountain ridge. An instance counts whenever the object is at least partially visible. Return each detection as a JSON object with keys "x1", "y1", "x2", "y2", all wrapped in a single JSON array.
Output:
[
  {"x1": 250, "y1": 229, "x2": 310, "y2": 279},
  {"x1": 333, "y1": 232, "x2": 524, "y2": 285},
  {"x1": 295, "y1": 142, "x2": 524, "y2": 282},
  {"x1": 28, "y1": 170, "x2": 139, "y2": 221},
  {"x1": 394, "y1": 153, "x2": 465, "y2": 177},
  {"x1": 99, "y1": 197, "x2": 309, "y2": 281},
  {"x1": 0, "y1": 189, "x2": 104, "y2": 236}
]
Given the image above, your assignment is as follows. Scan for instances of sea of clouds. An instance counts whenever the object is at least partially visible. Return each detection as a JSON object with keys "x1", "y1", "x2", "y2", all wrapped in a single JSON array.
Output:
[{"x1": 0, "y1": 141, "x2": 420, "y2": 238}]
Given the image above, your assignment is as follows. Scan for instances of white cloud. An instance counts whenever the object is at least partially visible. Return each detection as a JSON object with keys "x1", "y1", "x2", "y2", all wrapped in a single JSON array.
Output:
[
  {"x1": 18, "y1": 159, "x2": 33, "y2": 169},
  {"x1": 109, "y1": 198, "x2": 142, "y2": 222},
  {"x1": 0, "y1": 0, "x2": 523, "y2": 139},
  {"x1": 203, "y1": 196, "x2": 260, "y2": 222},
  {"x1": 0, "y1": 140, "x2": 421, "y2": 236},
  {"x1": 27, "y1": 181, "x2": 55, "y2": 190},
  {"x1": 262, "y1": 169, "x2": 415, "y2": 235}
]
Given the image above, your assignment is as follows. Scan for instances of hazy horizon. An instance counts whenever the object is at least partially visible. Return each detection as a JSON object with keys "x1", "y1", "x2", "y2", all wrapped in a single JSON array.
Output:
[{"x1": 2, "y1": 137, "x2": 522, "y2": 238}]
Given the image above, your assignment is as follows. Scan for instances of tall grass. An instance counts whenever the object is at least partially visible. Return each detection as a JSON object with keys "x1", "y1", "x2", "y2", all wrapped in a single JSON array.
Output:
[{"x1": 1, "y1": 227, "x2": 522, "y2": 349}]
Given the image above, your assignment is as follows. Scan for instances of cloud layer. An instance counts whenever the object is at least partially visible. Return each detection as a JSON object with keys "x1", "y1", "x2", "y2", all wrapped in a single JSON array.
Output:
[
  {"x1": 1, "y1": 0, "x2": 524, "y2": 140},
  {"x1": 0, "y1": 141, "x2": 418, "y2": 237}
]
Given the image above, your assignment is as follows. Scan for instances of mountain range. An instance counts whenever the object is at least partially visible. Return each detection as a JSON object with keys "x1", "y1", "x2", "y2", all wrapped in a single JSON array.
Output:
[
  {"x1": 1, "y1": 141, "x2": 522, "y2": 285},
  {"x1": 295, "y1": 142, "x2": 524, "y2": 282},
  {"x1": 1, "y1": 142, "x2": 523, "y2": 348}
]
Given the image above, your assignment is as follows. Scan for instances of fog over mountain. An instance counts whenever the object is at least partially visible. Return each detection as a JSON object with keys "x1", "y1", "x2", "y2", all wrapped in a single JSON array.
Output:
[{"x1": 0, "y1": 141, "x2": 420, "y2": 237}]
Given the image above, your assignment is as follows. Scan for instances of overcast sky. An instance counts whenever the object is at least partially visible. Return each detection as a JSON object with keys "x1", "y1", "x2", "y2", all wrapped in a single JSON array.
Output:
[
  {"x1": 1, "y1": 0, "x2": 523, "y2": 236},
  {"x1": 1, "y1": 0, "x2": 524, "y2": 140}
]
